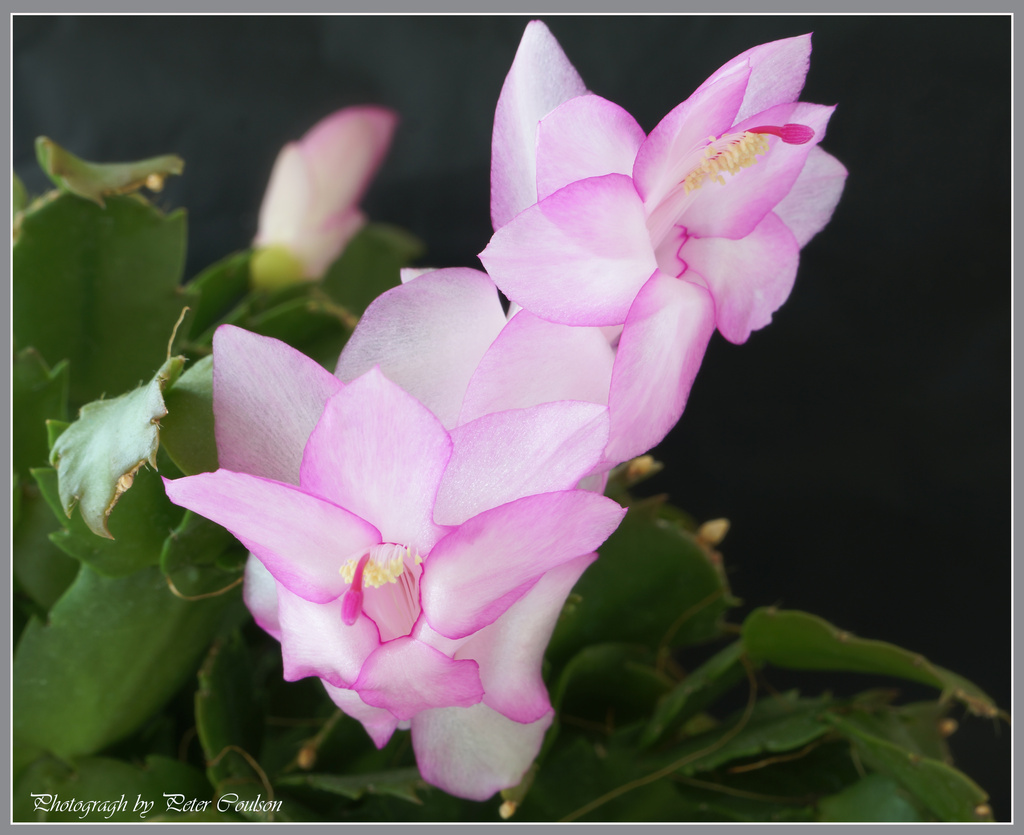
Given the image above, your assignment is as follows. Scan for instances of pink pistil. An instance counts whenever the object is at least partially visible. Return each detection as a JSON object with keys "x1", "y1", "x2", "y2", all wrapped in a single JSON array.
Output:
[
  {"x1": 747, "y1": 123, "x2": 815, "y2": 145},
  {"x1": 341, "y1": 552, "x2": 371, "y2": 626}
]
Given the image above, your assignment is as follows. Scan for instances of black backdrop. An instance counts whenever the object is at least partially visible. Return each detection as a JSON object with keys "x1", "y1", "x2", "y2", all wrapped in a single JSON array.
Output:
[{"x1": 13, "y1": 15, "x2": 1012, "y2": 818}]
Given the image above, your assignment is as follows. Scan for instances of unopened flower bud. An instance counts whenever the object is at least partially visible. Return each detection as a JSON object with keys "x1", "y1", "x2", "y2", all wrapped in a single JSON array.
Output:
[
  {"x1": 252, "y1": 106, "x2": 397, "y2": 287},
  {"x1": 296, "y1": 745, "x2": 317, "y2": 770},
  {"x1": 697, "y1": 518, "x2": 730, "y2": 546}
]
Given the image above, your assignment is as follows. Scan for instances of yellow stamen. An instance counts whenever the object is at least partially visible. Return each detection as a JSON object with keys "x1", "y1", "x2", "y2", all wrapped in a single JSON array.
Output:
[
  {"x1": 339, "y1": 545, "x2": 417, "y2": 588},
  {"x1": 683, "y1": 131, "x2": 770, "y2": 195}
]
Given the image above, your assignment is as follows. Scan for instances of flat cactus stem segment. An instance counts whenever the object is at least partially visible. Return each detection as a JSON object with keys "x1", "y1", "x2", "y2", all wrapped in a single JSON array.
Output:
[
  {"x1": 742, "y1": 607, "x2": 998, "y2": 719},
  {"x1": 49, "y1": 355, "x2": 185, "y2": 538},
  {"x1": 35, "y1": 136, "x2": 184, "y2": 207}
]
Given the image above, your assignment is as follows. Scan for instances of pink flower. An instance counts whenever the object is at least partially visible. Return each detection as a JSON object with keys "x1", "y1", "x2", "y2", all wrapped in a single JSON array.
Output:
[
  {"x1": 457, "y1": 22, "x2": 845, "y2": 464},
  {"x1": 334, "y1": 25, "x2": 847, "y2": 473},
  {"x1": 162, "y1": 325, "x2": 625, "y2": 800},
  {"x1": 251, "y1": 107, "x2": 397, "y2": 287},
  {"x1": 481, "y1": 22, "x2": 846, "y2": 345}
]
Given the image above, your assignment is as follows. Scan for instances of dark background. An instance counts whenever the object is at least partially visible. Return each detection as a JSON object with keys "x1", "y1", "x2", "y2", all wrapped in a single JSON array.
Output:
[{"x1": 13, "y1": 15, "x2": 1011, "y2": 818}]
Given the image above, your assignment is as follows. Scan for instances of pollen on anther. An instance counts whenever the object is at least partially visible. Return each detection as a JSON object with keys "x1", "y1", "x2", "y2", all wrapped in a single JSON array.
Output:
[
  {"x1": 340, "y1": 544, "x2": 417, "y2": 589},
  {"x1": 683, "y1": 130, "x2": 771, "y2": 195}
]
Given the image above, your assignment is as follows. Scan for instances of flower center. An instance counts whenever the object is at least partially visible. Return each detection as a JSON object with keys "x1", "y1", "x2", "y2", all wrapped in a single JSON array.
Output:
[
  {"x1": 340, "y1": 543, "x2": 423, "y2": 641},
  {"x1": 646, "y1": 123, "x2": 814, "y2": 275},
  {"x1": 682, "y1": 124, "x2": 814, "y2": 195},
  {"x1": 682, "y1": 130, "x2": 769, "y2": 194}
]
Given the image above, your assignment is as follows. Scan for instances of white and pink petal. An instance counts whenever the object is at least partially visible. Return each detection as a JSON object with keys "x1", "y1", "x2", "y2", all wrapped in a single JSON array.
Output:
[
  {"x1": 696, "y1": 34, "x2": 812, "y2": 125},
  {"x1": 299, "y1": 106, "x2": 397, "y2": 225},
  {"x1": 212, "y1": 325, "x2": 343, "y2": 485},
  {"x1": 353, "y1": 637, "x2": 484, "y2": 721},
  {"x1": 633, "y1": 68, "x2": 751, "y2": 209},
  {"x1": 243, "y1": 554, "x2": 282, "y2": 641},
  {"x1": 681, "y1": 211, "x2": 800, "y2": 344},
  {"x1": 491, "y1": 19, "x2": 588, "y2": 230},
  {"x1": 434, "y1": 401, "x2": 609, "y2": 526},
  {"x1": 604, "y1": 273, "x2": 715, "y2": 468},
  {"x1": 459, "y1": 311, "x2": 614, "y2": 424},
  {"x1": 772, "y1": 145, "x2": 847, "y2": 248},
  {"x1": 335, "y1": 268, "x2": 507, "y2": 429},
  {"x1": 535, "y1": 94, "x2": 645, "y2": 201},
  {"x1": 162, "y1": 470, "x2": 380, "y2": 604},
  {"x1": 254, "y1": 144, "x2": 310, "y2": 249},
  {"x1": 276, "y1": 583, "x2": 382, "y2": 688},
  {"x1": 300, "y1": 369, "x2": 452, "y2": 551},
  {"x1": 288, "y1": 210, "x2": 367, "y2": 279},
  {"x1": 411, "y1": 703, "x2": 553, "y2": 802},
  {"x1": 421, "y1": 491, "x2": 625, "y2": 640},
  {"x1": 456, "y1": 552, "x2": 596, "y2": 724},
  {"x1": 481, "y1": 173, "x2": 656, "y2": 326},
  {"x1": 322, "y1": 682, "x2": 403, "y2": 750}
]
